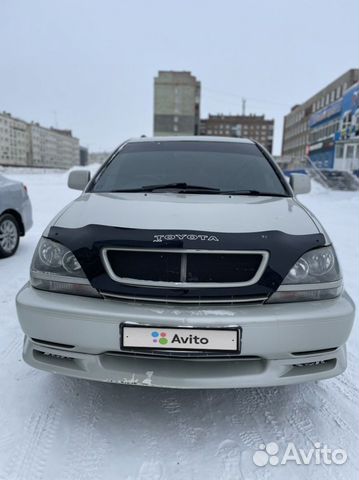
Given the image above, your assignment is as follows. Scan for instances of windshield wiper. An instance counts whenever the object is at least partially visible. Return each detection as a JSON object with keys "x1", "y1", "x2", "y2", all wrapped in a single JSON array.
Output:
[
  {"x1": 113, "y1": 182, "x2": 221, "y2": 193},
  {"x1": 218, "y1": 190, "x2": 288, "y2": 197},
  {"x1": 111, "y1": 184, "x2": 288, "y2": 196}
]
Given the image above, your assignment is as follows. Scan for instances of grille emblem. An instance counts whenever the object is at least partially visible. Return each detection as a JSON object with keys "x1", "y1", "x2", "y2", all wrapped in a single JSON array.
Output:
[{"x1": 153, "y1": 234, "x2": 219, "y2": 243}]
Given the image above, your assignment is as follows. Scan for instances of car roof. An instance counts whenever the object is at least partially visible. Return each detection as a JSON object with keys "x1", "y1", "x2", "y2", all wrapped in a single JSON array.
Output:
[{"x1": 126, "y1": 135, "x2": 254, "y2": 144}]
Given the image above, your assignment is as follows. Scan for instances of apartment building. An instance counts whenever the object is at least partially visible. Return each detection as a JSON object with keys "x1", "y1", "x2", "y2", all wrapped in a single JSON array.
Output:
[
  {"x1": 0, "y1": 111, "x2": 80, "y2": 168},
  {"x1": 154, "y1": 71, "x2": 201, "y2": 136},
  {"x1": 0, "y1": 112, "x2": 30, "y2": 165},
  {"x1": 29, "y1": 124, "x2": 79, "y2": 168},
  {"x1": 200, "y1": 114, "x2": 274, "y2": 153}
]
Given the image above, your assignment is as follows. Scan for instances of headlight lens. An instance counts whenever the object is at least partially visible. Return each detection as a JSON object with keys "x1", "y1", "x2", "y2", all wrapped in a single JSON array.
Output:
[
  {"x1": 287, "y1": 257, "x2": 309, "y2": 282},
  {"x1": 267, "y1": 246, "x2": 342, "y2": 303},
  {"x1": 36, "y1": 238, "x2": 84, "y2": 275},
  {"x1": 283, "y1": 246, "x2": 340, "y2": 284},
  {"x1": 31, "y1": 237, "x2": 101, "y2": 297}
]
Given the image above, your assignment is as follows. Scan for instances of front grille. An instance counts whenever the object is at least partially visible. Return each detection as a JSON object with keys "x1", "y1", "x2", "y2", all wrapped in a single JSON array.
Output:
[
  {"x1": 102, "y1": 292, "x2": 268, "y2": 305},
  {"x1": 186, "y1": 253, "x2": 262, "y2": 283},
  {"x1": 106, "y1": 250, "x2": 181, "y2": 282},
  {"x1": 101, "y1": 248, "x2": 268, "y2": 288}
]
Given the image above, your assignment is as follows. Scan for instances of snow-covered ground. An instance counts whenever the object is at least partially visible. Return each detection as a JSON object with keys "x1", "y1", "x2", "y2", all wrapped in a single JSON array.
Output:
[{"x1": 0, "y1": 169, "x2": 358, "y2": 480}]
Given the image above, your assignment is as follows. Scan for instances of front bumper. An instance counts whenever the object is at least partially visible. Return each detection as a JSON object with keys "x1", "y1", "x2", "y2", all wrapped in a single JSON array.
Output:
[
  {"x1": 16, "y1": 283, "x2": 355, "y2": 388},
  {"x1": 22, "y1": 197, "x2": 33, "y2": 233}
]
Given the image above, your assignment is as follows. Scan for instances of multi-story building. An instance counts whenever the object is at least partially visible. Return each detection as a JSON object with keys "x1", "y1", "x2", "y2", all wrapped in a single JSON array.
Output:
[
  {"x1": 334, "y1": 83, "x2": 359, "y2": 173},
  {"x1": 308, "y1": 82, "x2": 359, "y2": 172},
  {"x1": 154, "y1": 71, "x2": 201, "y2": 136},
  {"x1": 29, "y1": 124, "x2": 79, "y2": 168},
  {"x1": 200, "y1": 114, "x2": 274, "y2": 153},
  {"x1": 0, "y1": 112, "x2": 31, "y2": 166},
  {"x1": 307, "y1": 98, "x2": 343, "y2": 169},
  {"x1": 0, "y1": 111, "x2": 80, "y2": 168},
  {"x1": 282, "y1": 69, "x2": 359, "y2": 159}
]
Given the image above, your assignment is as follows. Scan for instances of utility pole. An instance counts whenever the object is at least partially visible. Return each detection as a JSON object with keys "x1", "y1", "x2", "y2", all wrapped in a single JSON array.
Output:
[{"x1": 242, "y1": 98, "x2": 246, "y2": 116}]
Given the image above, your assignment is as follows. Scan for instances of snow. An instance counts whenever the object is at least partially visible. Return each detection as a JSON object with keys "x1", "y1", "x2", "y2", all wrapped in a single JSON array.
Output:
[{"x1": 0, "y1": 170, "x2": 358, "y2": 480}]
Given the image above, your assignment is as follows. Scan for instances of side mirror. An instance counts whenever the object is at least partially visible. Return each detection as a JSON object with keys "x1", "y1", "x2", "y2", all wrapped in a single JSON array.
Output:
[
  {"x1": 68, "y1": 170, "x2": 91, "y2": 190},
  {"x1": 290, "y1": 173, "x2": 311, "y2": 195}
]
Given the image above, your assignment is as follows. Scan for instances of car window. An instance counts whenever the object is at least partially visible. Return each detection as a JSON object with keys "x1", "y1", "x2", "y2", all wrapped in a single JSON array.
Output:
[{"x1": 91, "y1": 141, "x2": 289, "y2": 195}]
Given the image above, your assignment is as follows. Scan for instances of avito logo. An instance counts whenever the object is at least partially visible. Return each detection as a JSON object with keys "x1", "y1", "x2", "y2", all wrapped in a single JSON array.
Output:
[
  {"x1": 151, "y1": 331, "x2": 209, "y2": 346},
  {"x1": 151, "y1": 331, "x2": 168, "y2": 345},
  {"x1": 252, "y1": 442, "x2": 347, "y2": 467}
]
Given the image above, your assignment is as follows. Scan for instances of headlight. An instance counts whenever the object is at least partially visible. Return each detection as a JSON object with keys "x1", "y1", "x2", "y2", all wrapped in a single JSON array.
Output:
[
  {"x1": 30, "y1": 237, "x2": 101, "y2": 298},
  {"x1": 283, "y1": 246, "x2": 339, "y2": 284},
  {"x1": 267, "y1": 246, "x2": 342, "y2": 303}
]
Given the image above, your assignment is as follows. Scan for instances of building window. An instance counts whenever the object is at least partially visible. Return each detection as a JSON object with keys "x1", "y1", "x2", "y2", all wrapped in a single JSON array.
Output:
[
  {"x1": 346, "y1": 145, "x2": 354, "y2": 159},
  {"x1": 335, "y1": 144, "x2": 344, "y2": 158}
]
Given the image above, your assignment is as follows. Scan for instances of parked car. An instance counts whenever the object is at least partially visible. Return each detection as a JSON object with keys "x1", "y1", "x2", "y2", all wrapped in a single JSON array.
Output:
[
  {"x1": 16, "y1": 137, "x2": 355, "y2": 388},
  {"x1": 0, "y1": 174, "x2": 32, "y2": 257}
]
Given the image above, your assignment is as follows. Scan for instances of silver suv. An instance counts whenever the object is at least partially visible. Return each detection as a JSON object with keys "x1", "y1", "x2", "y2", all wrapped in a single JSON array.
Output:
[
  {"x1": 0, "y1": 174, "x2": 33, "y2": 257},
  {"x1": 16, "y1": 137, "x2": 355, "y2": 388}
]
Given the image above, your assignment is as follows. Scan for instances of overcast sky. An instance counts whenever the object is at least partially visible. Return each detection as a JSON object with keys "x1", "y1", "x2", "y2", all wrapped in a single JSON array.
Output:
[{"x1": 1, "y1": 0, "x2": 358, "y2": 154}]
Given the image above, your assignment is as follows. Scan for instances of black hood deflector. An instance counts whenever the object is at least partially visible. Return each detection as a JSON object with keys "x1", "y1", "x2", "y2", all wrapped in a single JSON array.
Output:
[{"x1": 47, "y1": 225, "x2": 326, "y2": 301}]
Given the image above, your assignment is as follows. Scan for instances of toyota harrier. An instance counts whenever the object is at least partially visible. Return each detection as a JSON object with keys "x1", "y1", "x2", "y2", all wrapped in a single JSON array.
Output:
[{"x1": 16, "y1": 137, "x2": 355, "y2": 388}]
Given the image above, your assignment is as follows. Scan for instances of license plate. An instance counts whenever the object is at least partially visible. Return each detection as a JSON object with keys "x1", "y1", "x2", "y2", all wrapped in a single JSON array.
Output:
[{"x1": 121, "y1": 325, "x2": 240, "y2": 351}]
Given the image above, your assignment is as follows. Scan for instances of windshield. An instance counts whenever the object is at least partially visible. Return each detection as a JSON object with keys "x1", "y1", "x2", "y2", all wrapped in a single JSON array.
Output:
[{"x1": 91, "y1": 141, "x2": 289, "y2": 196}]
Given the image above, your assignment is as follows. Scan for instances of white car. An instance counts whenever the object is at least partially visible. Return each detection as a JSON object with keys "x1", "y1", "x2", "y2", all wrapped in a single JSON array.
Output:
[
  {"x1": 0, "y1": 174, "x2": 33, "y2": 257},
  {"x1": 16, "y1": 137, "x2": 355, "y2": 388}
]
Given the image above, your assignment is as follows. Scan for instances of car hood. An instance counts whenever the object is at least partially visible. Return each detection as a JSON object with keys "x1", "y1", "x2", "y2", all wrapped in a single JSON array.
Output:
[
  {"x1": 46, "y1": 192, "x2": 327, "y2": 301},
  {"x1": 52, "y1": 192, "x2": 319, "y2": 236}
]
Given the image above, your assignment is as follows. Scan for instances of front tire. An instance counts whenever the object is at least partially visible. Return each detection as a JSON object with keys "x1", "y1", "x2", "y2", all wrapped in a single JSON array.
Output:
[{"x1": 0, "y1": 213, "x2": 20, "y2": 258}]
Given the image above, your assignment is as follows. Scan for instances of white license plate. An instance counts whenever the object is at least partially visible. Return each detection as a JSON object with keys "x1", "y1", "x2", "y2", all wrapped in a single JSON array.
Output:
[{"x1": 122, "y1": 326, "x2": 240, "y2": 351}]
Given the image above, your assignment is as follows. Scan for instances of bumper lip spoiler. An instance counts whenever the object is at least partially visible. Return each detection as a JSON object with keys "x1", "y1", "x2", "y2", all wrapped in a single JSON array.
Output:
[{"x1": 22, "y1": 336, "x2": 347, "y2": 389}]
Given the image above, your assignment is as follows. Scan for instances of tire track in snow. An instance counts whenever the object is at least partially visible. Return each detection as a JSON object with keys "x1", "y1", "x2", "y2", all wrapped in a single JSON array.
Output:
[
  {"x1": 215, "y1": 388, "x2": 287, "y2": 480},
  {"x1": 0, "y1": 411, "x2": 16, "y2": 454},
  {"x1": 161, "y1": 397, "x2": 181, "y2": 415},
  {"x1": 3, "y1": 403, "x2": 61, "y2": 480},
  {"x1": 317, "y1": 391, "x2": 358, "y2": 441},
  {"x1": 161, "y1": 394, "x2": 207, "y2": 446},
  {"x1": 304, "y1": 375, "x2": 359, "y2": 438},
  {"x1": 215, "y1": 439, "x2": 243, "y2": 480},
  {"x1": 62, "y1": 382, "x2": 107, "y2": 480},
  {"x1": 231, "y1": 387, "x2": 288, "y2": 443},
  {"x1": 287, "y1": 403, "x2": 314, "y2": 442},
  {"x1": 303, "y1": 382, "x2": 359, "y2": 465},
  {"x1": 284, "y1": 393, "x2": 353, "y2": 480},
  {"x1": 238, "y1": 430, "x2": 263, "y2": 448},
  {"x1": 331, "y1": 372, "x2": 359, "y2": 405},
  {"x1": 0, "y1": 335, "x2": 22, "y2": 362}
]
